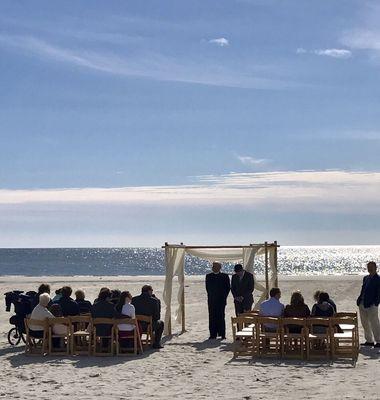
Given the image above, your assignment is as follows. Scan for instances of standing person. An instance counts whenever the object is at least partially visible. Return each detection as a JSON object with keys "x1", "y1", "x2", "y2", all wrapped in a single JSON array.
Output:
[
  {"x1": 356, "y1": 261, "x2": 380, "y2": 347},
  {"x1": 132, "y1": 285, "x2": 164, "y2": 349},
  {"x1": 231, "y1": 264, "x2": 254, "y2": 315},
  {"x1": 205, "y1": 262, "x2": 230, "y2": 340}
]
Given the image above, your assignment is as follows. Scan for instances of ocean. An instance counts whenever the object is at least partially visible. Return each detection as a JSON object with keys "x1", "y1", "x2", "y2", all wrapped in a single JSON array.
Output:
[{"x1": 0, "y1": 246, "x2": 379, "y2": 276}]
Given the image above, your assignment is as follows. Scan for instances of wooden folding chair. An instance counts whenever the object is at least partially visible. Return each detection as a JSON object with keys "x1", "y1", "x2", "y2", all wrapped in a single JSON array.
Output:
[
  {"x1": 281, "y1": 318, "x2": 308, "y2": 359},
  {"x1": 24, "y1": 318, "x2": 49, "y2": 355},
  {"x1": 48, "y1": 317, "x2": 71, "y2": 355},
  {"x1": 92, "y1": 318, "x2": 115, "y2": 356},
  {"x1": 70, "y1": 315, "x2": 92, "y2": 355},
  {"x1": 114, "y1": 318, "x2": 143, "y2": 356},
  {"x1": 256, "y1": 316, "x2": 282, "y2": 357},
  {"x1": 231, "y1": 316, "x2": 257, "y2": 358},
  {"x1": 307, "y1": 318, "x2": 332, "y2": 359},
  {"x1": 136, "y1": 315, "x2": 153, "y2": 348},
  {"x1": 330, "y1": 316, "x2": 359, "y2": 364},
  {"x1": 334, "y1": 312, "x2": 358, "y2": 332}
]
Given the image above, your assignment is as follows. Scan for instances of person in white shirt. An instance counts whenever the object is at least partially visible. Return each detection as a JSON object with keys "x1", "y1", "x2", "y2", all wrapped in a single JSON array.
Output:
[
  {"x1": 115, "y1": 291, "x2": 136, "y2": 333},
  {"x1": 29, "y1": 293, "x2": 53, "y2": 337},
  {"x1": 259, "y1": 287, "x2": 284, "y2": 331}
]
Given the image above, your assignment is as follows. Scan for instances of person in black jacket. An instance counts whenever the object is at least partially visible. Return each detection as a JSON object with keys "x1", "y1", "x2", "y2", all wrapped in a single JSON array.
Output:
[
  {"x1": 205, "y1": 262, "x2": 230, "y2": 339},
  {"x1": 231, "y1": 264, "x2": 254, "y2": 316},
  {"x1": 75, "y1": 289, "x2": 92, "y2": 314},
  {"x1": 91, "y1": 287, "x2": 115, "y2": 339},
  {"x1": 55, "y1": 286, "x2": 79, "y2": 316},
  {"x1": 132, "y1": 285, "x2": 164, "y2": 349},
  {"x1": 356, "y1": 261, "x2": 380, "y2": 347}
]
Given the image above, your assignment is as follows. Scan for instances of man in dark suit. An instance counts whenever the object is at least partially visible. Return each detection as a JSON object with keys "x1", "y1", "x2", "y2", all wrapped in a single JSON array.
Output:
[
  {"x1": 132, "y1": 285, "x2": 164, "y2": 349},
  {"x1": 56, "y1": 286, "x2": 79, "y2": 316},
  {"x1": 231, "y1": 264, "x2": 254, "y2": 316},
  {"x1": 206, "y1": 262, "x2": 230, "y2": 340},
  {"x1": 356, "y1": 261, "x2": 380, "y2": 347}
]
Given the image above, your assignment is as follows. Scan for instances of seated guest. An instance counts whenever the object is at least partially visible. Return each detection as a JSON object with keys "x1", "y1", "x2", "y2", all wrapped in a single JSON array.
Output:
[
  {"x1": 56, "y1": 286, "x2": 79, "y2": 316},
  {"x1": 52, "y1": 288, "x2": 62, "y2": 303},
  {"x1": 284, "y1": 291, "x2": 310, "y2": 333},
  {"x1": 93, "y1": 287, "x2": 109, "y2": 304},
  {"x1": 31, "y1": 283, "x2": 51, "y2": 309},
  {"x1": 132, "y1": 285, "x2": 164, "y2": 349},
  {"x1": 313, "y1": 290, "x2": 337, "y2": 313},
  {"x1": 29, "y1": 293, "x2": 53, "y2": 337},
  {"x1": 311, "y1": 291, "x2": 334, "y2": 333},
  {"x1": 110, "y1": 289, "x2": 121, "y2": 305},
  {"x1": 115, "y1": 291, "x2": 136, "y2": 348},
  {"x1": 91, "y1": 288, "x2": 115, "y2": 339},
  {"x1": 259, "y1": 287, "x2": 284, "y2": 331},
  {"x1": 75, "y1": 289, "x2": 92, "y2": 314},
  {"x1": 312, "y1": 292, "x2": 335, "y2": 317},
  {"x1": 115, "y1": 291, "x2": 136, "y2": 332}
]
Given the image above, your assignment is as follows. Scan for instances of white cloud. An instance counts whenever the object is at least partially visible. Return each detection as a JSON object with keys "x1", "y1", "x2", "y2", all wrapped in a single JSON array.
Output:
[
  {"x1": 296, "y1": 47, "x2": 352, "y2": 59},
  {"x1": 296, "y1": 47, "x2": 307, "y2": 54},
  {"x1": 237, "y1": 155, "x2": 271, "y2": 166},
  {"x1": 208, "y1": 37, "x2": 229, "y2": 47},
  {"x1": 0, "y1": 34, "x2": 294, "y2": 90},
  {"x1": 341, "y1": 29, "x2": 380, "y2": 51},
  {"x1": 1, "y1": 170, "x2": 380, "y2": 213},
  {"x1": 314, "y1": 49, "x2": 352, "y2": 59}
]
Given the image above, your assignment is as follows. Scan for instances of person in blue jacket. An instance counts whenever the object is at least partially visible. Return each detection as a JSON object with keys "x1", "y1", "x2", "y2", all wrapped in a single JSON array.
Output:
[{"x1": 356, "y1": 261, "x2": 380, "y2": 347}]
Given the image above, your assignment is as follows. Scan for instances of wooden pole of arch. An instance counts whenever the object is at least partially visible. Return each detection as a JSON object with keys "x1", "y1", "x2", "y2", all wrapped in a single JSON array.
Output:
[
  {"x1": 274, "y1": 240, "x2": 278, "y2": 287},
  {"x1": 265, "y1": 241, "x2": 269, "y2": 299},
  {"x1": 180, "y1": 242, "x2": 186, "y2": 334}
]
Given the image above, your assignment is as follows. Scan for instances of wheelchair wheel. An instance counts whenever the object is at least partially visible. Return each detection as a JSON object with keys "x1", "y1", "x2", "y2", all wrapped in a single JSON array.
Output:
[{"x1": 7, "y1": 327, "x2": 22, "y2": 346}]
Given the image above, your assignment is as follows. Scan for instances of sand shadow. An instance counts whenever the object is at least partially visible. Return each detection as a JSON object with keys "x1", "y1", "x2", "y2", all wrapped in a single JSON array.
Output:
[
  {"x1": 226, "y1": 357, "x2": 355, "y2": 368},
  {"x1": 6, "y1": 345, "x2": 159, "y2": 368},
  {"x1": 359, "y1": 346, "x2": 380, "y2": 360},
  {"x1": 0, "y1": 344, "x2": 25, "y2": 357},
  {"x1": 168, "y1": 338, "x2": 233, "y2": 352}
]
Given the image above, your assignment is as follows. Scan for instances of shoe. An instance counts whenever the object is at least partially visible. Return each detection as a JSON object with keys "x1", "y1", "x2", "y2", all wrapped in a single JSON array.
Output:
[
  {"x1": 360, "y1": 342, "x2": 374, "y2": 346},
  {"x1": 220, "y1": 336, "x2": 226, "y2": 340},
  {"x1": 374, "y1": 343, "x2": 380, "y2": 348},
  {"x1": 208, "y1": 336, "x2": 217, "y2": 340}
]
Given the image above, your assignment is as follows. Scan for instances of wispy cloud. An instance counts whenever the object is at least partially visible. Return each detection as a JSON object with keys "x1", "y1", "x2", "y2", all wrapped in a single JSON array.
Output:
[
  {"x1": 208, "y1": 37, "x2": 229, "y2": 47},
  {"x1": 314, "y1": 49, "x2": 352, "y2": 59},
  {"x1": 296, "y1": 47, "x2": 352, "y2": 59},
  {"x1": 0, "y1": 34, "x2": 292, "y2": 90},
  {"x1": 1, "y1": 170, "x2": 380, "y2": 213},
  {"x1": 237, "y1": 155, "x2": 271, "y2": 167}
]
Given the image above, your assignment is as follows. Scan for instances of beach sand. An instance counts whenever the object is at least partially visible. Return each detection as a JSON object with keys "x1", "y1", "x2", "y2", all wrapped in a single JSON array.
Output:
[{"x1": 0, "y1": 275, "x2": 379, "y2": 399}]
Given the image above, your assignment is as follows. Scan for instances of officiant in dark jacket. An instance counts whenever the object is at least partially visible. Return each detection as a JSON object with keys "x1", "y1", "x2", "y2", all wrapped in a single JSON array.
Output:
[
  {"x1": 205, "y1": 262, "x2": 230, "y2": 339},
  {"x1": 231, "y1": 264, "x2": 254, "y2": 315}
]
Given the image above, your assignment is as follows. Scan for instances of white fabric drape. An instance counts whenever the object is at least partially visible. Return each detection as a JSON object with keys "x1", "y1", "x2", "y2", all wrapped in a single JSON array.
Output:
[
  {"x1": 242, "y1": 246, "x2": 266, "y2": 292},
  {"x1": 185, "y1": 248, "x2": 244, "y2": 262},
  {"x1": 163, "y1": 246, "x2": 185, "y2": 335},
  {"x1": 253, "y1": 246, "x2": 277, "y2": 309}
]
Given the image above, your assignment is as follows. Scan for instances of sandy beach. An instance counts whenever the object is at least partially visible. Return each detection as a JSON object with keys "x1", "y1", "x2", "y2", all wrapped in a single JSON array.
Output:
[{"x1": 0, "y1": 275, "x2": 379, "y2": 400}]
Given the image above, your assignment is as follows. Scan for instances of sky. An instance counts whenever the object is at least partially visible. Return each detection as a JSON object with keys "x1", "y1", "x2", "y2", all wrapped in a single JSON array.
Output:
[{"x1": 0, "y1": 0, "x2": 380, "y2": 247}]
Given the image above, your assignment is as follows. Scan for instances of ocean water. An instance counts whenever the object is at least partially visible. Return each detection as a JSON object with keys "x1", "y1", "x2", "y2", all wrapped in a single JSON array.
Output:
[{"x1": 0, "y1": 246, "x2": 379, "y2": 276}]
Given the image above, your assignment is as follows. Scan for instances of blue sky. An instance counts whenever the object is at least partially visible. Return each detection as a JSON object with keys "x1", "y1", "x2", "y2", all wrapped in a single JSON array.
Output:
[{"x1": 1, "y1": 0, "x2": 380, "y2": 247}]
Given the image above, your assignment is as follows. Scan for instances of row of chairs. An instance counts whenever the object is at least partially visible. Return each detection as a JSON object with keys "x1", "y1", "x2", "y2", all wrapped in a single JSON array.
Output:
[
  {"x1": 24, "y1": 315, "x2": 154, "y2": 356},
  {"x1": 231, "y1": 312, "x2": 359, "y2": 364}
]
